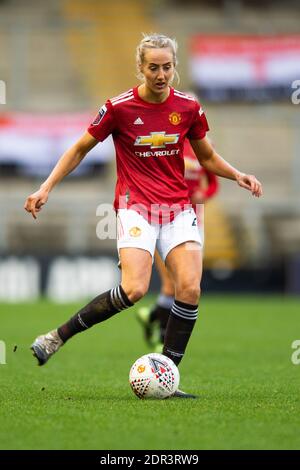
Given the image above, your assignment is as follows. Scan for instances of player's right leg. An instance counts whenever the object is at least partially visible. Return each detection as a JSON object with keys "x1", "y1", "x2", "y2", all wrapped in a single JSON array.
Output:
[
  {"x1": 31, "y1": 210, "x2": 155, "y2": 365},
  {"x1": 31, "y1": 248, "x2": 152, "y2": 365}
]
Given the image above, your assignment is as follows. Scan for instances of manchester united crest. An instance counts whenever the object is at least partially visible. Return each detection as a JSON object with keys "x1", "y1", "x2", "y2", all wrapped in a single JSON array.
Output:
[
  {"x1": 169, "y1": 112, "x2": 181, "y2": 125},
  {"x1": 129, "y1": 227, "x2": 142, "y2": 237}
]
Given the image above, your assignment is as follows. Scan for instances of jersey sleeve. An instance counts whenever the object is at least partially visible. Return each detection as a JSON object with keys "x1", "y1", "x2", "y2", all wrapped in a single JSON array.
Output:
[
  {"x1": 187, "y1": 101, "x2": 209, "y2": 140},
  {"x1": 87, "y1": 100, "x2": 116, "y2": 142}
]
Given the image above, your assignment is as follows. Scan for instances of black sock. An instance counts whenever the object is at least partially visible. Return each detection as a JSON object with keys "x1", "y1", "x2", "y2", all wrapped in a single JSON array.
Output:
[
  {"x1": 150, "y1": 305, "x2": 171, "y2": 342},
  {"x1": 57, "y1": 285, "x2": 133, "y2": 343},
  {"x1": 163, "y1": 300, "x2": 198, "y2": 366}
]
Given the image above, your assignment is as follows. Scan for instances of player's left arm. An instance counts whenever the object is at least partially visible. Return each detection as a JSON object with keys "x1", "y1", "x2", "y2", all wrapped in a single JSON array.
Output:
[{"x1": 190, "y1": 137, "x2": 263, "y2": 198}]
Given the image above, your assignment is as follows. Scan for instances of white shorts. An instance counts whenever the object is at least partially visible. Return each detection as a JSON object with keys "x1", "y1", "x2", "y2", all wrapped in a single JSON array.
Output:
[
  {"x1": 117, "y1": 208, "x2": 203, "y2": 261},
  {"x1": 195, "y1": 203, "x2": 205, "y2": 247}
]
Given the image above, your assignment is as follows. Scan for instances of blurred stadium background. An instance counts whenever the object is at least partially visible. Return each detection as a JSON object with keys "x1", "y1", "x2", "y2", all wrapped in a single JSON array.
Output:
[{"x1": 1, "y1": 0, "x2": 300, "y2": 303}]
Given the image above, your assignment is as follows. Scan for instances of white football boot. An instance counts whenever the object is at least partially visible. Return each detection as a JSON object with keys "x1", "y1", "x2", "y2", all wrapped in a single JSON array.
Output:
[{"x1": 31, "y1": 329, "x2": 63, "y2": 366}]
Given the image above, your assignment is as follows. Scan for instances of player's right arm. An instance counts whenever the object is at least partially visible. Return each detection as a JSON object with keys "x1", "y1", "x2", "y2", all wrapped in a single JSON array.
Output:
[
  {"x1": 24, "y1": 131, "x2": 98, "y2": 219},
  {"x1": 188, "y1": 100, "x2": 262, "y2": 198}
]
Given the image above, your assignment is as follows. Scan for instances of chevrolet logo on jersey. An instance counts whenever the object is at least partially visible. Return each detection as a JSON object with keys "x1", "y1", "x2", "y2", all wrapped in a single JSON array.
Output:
[{"x1": 134, "y1": 132, "x2": 179, "y2": 149}]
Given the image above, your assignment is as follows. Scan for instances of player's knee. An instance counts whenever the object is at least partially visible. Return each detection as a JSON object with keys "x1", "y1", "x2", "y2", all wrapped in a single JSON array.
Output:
[
  {"x1": 123, "y1": 283, "x2": 149, "y2": 303},
  {"x1": 186, "y1": 285, "x2": 201, "y2": 303},
  {"x1": 177, "y1": 281, "x2": 201, "y2": 303}
]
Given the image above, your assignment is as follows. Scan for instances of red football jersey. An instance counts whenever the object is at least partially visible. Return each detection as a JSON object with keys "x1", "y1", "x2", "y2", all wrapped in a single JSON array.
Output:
[{"x1": 88, "y1": 87, "x2": 209, "y2": 223}]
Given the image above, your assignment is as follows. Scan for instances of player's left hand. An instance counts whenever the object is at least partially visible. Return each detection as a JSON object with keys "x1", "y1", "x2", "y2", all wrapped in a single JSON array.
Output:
[{"x1": 236, "y1": 173, "x2": 263, "y2": 197}]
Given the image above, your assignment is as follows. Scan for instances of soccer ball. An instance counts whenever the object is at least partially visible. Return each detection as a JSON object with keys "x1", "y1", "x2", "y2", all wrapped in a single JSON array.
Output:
[{"x1": 129, "y1": 353, "x2": 180, "y2": 399}]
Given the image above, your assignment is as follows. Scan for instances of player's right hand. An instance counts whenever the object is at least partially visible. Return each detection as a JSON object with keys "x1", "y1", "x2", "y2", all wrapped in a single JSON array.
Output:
[{"x1": 24, "y1": 188, "x2": 49, "y2": 219}]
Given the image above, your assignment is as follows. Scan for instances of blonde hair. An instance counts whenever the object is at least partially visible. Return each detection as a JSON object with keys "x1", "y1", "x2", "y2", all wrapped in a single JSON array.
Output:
[{"x1": 136, "y1": 33, "x2": 180, "y2": 84}]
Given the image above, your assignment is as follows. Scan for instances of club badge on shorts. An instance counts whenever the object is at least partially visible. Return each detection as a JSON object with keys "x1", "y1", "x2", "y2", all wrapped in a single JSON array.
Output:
[{"x1": 129, "y1": 227, "x2": 142, "y2": 237}]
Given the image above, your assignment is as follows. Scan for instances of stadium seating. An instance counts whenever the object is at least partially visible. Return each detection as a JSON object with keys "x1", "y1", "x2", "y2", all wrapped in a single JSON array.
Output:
[
  {"x1": 63, "y1": 0, "x2": 155, "y2": 104},
  {"x1": 1, "y1": 0, "x2": 299, "y2": 273}
]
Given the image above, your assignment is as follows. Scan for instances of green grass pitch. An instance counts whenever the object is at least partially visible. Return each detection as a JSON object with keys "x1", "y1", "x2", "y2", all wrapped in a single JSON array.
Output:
[{"x1": 0, "y1": 295, "x2": 300, "y2": 450}]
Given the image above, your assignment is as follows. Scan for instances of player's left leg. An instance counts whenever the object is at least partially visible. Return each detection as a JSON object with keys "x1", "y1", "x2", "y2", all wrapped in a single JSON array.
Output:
[
  {"x1": 143, "y1": 208, "x2": 204, "y2": 350},
  {"x1": 151, "y1": 251, "x2": 175, "y2": 346},
  {"x1": 156, "y1": 208, "x2": 202, "y2": 398},
  {"x1": 163, "y1": 242, "x2": 202, "y2": 399},
  {"x1": 163, "y1": 241, "x2": 202, "y2": 366}
]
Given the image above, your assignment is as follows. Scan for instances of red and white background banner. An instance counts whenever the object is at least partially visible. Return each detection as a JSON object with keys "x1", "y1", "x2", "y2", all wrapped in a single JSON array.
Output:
[
  {"x1": 0, "y1": 113, "x2": 114, "y2": 176},
  {"x1": 189, "y1": 34, "x2": 300, "y2": 100}
]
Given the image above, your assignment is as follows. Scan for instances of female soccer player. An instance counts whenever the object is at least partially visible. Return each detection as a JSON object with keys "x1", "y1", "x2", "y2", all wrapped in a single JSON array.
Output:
[
  {"x1": 24, "y1": 34, "x2": 262, "y2": 398},
  {"x1": 137, "y1": 137, "x2": 219, "y2": 351}
]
